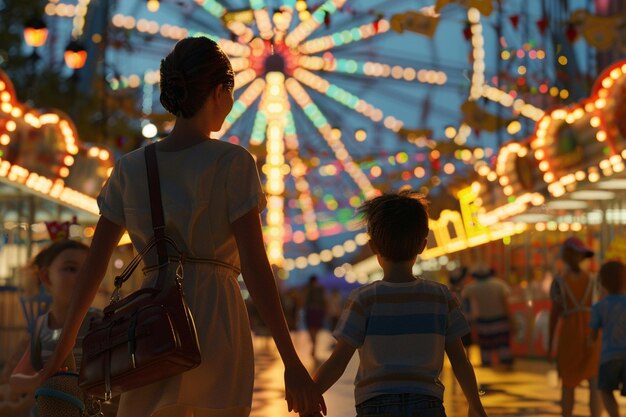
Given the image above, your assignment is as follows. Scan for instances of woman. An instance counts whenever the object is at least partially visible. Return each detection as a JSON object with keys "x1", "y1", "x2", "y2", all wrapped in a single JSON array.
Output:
[{"x1": 13, "y1": 37, "x2": 325, "y2": 417}]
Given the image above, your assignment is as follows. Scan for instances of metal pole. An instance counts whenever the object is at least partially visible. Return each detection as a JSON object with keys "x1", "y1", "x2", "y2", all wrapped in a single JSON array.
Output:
[
  {"x1": 599, "y1": 202, "x2": 607, "y2": 262},
  {"x1": 525, "y1": 230, "x2": 532, "y2": 282},
  {"x1": 16, "y1": 192, "x2": 24, "y2": 274},
  {"x1": 26, "y1": 197, "x2": 35, "y2": 261}
]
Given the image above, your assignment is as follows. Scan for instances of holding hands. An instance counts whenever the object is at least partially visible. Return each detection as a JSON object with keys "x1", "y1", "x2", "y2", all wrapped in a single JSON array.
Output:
[{"x1": 284, "y1": 363, "x2": 326, "y2": 415}]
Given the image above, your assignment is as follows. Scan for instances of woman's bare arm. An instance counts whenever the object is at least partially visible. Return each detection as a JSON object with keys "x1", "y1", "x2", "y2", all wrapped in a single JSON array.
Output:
[
  {"x1": 40, "y1": 217, "x2": 124, "y2": 381},
  {"x1": 233, "y1": 208, "x2": 325, "y2": 415}
]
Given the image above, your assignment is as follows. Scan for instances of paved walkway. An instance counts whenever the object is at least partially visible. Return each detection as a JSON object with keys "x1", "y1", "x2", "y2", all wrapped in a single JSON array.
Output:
[{"x1": 251, "y1": 330, "x2": 626, "y2": 417}]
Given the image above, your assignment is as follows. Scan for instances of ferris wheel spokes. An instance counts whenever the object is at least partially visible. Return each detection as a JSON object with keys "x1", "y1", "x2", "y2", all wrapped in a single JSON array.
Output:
[{"x1": 285, "y1": 77, "x2": 378, "y2": 199}]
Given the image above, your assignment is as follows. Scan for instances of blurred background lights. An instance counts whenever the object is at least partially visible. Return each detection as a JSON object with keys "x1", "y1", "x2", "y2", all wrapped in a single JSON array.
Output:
[{"x1": 141, "y1": 122, "x2": 158, "y2": 138}]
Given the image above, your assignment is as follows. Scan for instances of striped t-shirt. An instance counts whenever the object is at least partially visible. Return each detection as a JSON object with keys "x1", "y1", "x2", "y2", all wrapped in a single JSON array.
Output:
[{"x1": 333, "y1": 278, "x2": 470, "y2": 405}]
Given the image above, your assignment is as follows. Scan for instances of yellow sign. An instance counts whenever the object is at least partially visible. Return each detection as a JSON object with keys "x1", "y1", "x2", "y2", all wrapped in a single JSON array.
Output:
[
  {"x1": 458, "y1": 186, "x2": 490, "y2": 239},
  {"x1": 418, "y1": 186, "x2": 527, "y2": 260}
]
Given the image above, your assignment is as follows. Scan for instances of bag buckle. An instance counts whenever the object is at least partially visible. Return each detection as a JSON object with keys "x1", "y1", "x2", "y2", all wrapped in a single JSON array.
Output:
[
  {"x1": 110, "y1": 286, "x2": 121, "y2": 304},
  {"x1": 175, "y1": 253, "x2": 185, "y2": 289},
  {"x1": 110, "y1": 275, "x2": 125, "y2": 303}
]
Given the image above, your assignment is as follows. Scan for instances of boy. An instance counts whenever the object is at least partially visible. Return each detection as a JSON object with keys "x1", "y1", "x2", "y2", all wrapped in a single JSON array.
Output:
[
  {"x1": 590, "y1": 260, "x2": 626, "y2": 417},
  {"x1": 307, "y1": 191, "x2": 487, "y2": 417}
]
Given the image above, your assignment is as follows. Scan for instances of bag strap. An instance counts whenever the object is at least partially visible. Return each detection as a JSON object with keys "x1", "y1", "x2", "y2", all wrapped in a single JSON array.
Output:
[
  {"x1": 144, "y1": 143, "x2": 170, "y2": 290},
  {"x1": 110, "y1": 145, "x2": 184, "y2": 303}
]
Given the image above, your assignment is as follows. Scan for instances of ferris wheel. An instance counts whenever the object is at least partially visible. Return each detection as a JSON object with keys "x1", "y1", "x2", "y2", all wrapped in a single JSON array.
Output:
[{"x1": 41, "y1": 0, "x2": 577, "y2": 282}]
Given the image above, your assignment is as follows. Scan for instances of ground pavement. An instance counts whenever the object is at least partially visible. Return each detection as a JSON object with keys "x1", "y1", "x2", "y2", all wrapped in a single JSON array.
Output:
[{"x1": 250, "y1": 330, "x2": 626, "y2": 417}]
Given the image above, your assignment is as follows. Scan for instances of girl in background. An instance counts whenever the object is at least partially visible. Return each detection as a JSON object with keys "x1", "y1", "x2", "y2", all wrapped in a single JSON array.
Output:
[
  {"x1": 549, "y1": 237, "x2": 602, "y2": 417},
  {"x1": 10, "y1": 239, "x2": 102, "y2": 416}
]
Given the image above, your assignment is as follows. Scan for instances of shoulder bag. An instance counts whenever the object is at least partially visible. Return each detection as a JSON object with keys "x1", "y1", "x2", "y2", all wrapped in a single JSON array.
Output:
[{"x1": 78, "y1": 143, "x2": 201, "y2": 400}]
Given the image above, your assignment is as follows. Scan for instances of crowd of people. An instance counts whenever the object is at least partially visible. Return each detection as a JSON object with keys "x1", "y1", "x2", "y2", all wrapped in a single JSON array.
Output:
[
  {"x1": 450, "y1": 237, "x2": 626, "y2": 417},
  {"x1": 0, "y1": 35, "x2": 625, "y2": 417}
]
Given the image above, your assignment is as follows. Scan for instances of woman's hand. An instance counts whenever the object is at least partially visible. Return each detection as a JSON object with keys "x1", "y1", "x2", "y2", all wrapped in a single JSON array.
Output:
[
  {"x1": 284, "y1": 363, "x2": 326, "y2": 415},
  {"x1": 9, "y1": 372, "x2": 42, "y2": 394}
]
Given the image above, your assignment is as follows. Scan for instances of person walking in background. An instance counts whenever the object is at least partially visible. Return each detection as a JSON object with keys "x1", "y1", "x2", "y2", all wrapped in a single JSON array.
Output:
[
  {"x1": 304, "y1": 275, "x2": 327, "y2": 359},
  {"x1": 12, "y1": 37, "x2": 325, "y2": 417},
  {"x1": 326, "y1": 288, "x2": 342, "y2": 332},
  {"x1": 281, "y1": 288, "x2": 300, "y2": 332},
  {"x1": 590, "y1": 260, "x2": 626, "y2": 417},
  {"x1": 462, "y1": 265, "x2": 514, "y2": 368},
  {"x1": 549, "y1": 237, "x2": 602, "y2": 417},
  {"x1": 449, "y1": 266, "x2": 473, "y2": 352},
  {"x1": 304, "y1": 191, "x2": 488, "y2": 417}
]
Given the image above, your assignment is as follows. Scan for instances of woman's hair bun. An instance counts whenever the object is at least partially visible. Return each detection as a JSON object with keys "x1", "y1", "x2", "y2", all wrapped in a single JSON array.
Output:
[
  {"x1": 159, "y1": 37, "x2": 234, "y2": 118},
  {"x1": 160, "y1": 62, "x2": 188, "y2": 117}
]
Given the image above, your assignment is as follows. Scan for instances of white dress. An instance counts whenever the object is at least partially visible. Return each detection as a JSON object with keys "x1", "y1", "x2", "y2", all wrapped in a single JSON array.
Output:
[{"x1": 97, "y1": 139, "x2": 266, "y2": 417}]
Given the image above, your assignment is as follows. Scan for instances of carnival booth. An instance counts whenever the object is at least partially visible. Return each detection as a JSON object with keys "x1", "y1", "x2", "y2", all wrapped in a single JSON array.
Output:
[{"x1": 471, "y1": 59, "x2": 626, "y2": 358}]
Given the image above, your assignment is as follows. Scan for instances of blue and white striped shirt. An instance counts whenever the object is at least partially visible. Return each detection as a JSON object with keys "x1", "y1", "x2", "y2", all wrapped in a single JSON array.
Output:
[{"x1": 333, "y1": 278, "x2": 470, "y2": 405}]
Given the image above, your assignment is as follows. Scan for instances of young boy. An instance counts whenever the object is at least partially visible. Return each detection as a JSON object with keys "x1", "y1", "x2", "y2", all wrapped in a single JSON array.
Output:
[
  {"x1": 307, "y1": 191, "x2": 487, "y2": 417},
  {"x1": 590, "y1": 260, "x2": 626, "y2": 417}
]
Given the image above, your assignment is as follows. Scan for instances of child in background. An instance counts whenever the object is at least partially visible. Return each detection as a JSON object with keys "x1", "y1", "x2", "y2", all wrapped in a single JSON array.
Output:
[
  {"x1": 10, "y1": 240, "x2": 102, "y2": 416},
  {"x1": 306, "y1": 191, "x2": 487, "y2": 417},
  {"x1": 549, "y1": 236, "x2": 602, "y2": 417},
  {"x1": 590, "y1": 260, "x2": 626, "y2": 417}
]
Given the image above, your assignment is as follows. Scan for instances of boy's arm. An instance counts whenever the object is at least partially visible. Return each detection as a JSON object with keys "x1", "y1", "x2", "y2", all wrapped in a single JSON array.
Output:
[
  {"x1": 314, "y1": 340, "x2": 356, "y2": 394},
  {"x1": 445, "y1": 337, "x2": 488, "y2": 417}
]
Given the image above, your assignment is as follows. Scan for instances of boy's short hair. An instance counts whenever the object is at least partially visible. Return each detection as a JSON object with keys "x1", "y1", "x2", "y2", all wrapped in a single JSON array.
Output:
[
  {"x1": 599, "y1": 260, "x2": 626, "y2": 294},
  {"x1": 358, "y1": 190, "x2": 429, "y2": 262}
]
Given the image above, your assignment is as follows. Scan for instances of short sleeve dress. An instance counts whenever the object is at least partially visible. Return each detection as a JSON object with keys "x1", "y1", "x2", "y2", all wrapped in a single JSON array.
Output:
[
  {"x1": 97, "y1": 139, "x2": 266, "y2": 417},
  {"x1": 549, "y1": 270, "x2": 601, "y2": 388}
]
